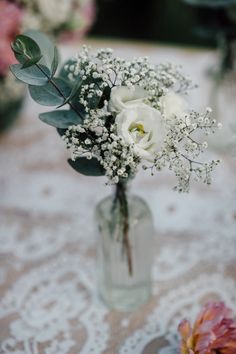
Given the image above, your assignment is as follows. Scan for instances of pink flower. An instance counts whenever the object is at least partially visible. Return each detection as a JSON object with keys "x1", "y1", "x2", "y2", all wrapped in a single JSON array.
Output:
[
  {"x1": 178, "y1": 302, "x2": 236, "y2": 354},
  {"x1": 0, "y1": 0, "x2": 23, "y2": 76}
]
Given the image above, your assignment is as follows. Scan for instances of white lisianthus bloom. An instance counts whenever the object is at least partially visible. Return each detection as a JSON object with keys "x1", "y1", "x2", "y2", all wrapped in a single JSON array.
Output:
[
  {"x1": 160, "y1": 91, "x2": 188, "y2": 121},
  {"x1": 116, "y1": 103, "x2": 163, "y2": 161},
  {"x1": 108, "y1": 86, "x2": 148, "y2": 113}
]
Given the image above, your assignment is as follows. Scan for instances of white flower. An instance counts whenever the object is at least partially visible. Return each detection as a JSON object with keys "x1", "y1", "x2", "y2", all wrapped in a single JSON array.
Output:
[
  {"x1": 116, "y1": 103, "x2": 163, "y2": 161},
  {"x1": 37, "y1": 0, "x2": 72, "y2": 26},
  {"x1": 160, "y1": 91, "x2": 187, "y2": 121},
  {"x1": 108, "y1": 86, "x2": 148, "y2": 113}
]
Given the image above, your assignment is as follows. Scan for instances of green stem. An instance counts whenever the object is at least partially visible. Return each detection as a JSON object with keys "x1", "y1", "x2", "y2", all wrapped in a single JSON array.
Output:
[
  {"x1": 22, "y1": 49, "x2": 84, "y2": 120},
  {"x1": 113, "y1": 181, "x2": 133, "y2": 276},
  {"x1": 35, "y1": 63, "x2": 84, "y2": 120}
]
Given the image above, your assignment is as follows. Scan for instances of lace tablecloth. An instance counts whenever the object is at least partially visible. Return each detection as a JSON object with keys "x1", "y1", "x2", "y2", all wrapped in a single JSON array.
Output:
[{"x1": 0, "y1": 40, "x2": 236, "y2": 354}]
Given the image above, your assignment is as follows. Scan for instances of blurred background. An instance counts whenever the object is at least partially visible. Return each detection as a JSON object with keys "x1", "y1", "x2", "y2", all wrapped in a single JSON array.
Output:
[
  {"x1": 2, "y1": 0, "x2": 236, "y2": 149},
  {"x1": 1, "y1": 2, "x2": 236, "y2": 352},
  {"x1": 91, "y1": 0, "x2": 236, "y2": 48}
]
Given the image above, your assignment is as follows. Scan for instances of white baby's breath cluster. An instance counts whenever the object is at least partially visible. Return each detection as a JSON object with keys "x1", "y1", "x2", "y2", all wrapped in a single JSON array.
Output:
[
  {"x1": 64, "y1": 109, "x2": 141, "y2": 183},
  {"x1": 63, "y1": 46, "x2": 220, "y2": 191},
  {"x1": 148, "y1": 108, "x2": 221, "y2": 191},
  {"x1": 66, "y1": 46, "x2": 194, "y2": 110}
]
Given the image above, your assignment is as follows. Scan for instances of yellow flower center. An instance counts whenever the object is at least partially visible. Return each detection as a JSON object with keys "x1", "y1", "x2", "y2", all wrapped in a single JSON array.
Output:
[{"x1": 129, "y1": 122, "x2": 146, "y2": 136}]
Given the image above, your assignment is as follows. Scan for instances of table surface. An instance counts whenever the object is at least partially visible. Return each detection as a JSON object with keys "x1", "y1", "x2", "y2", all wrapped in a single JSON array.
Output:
[{"x1": 0, "y1": 39, "x2": 236, "y2": 354}]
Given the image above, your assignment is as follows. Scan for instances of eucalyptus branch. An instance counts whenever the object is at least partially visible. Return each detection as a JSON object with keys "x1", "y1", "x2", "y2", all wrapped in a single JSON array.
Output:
[
  {"x1": 19, "y1": 47, "x2": 85, "y2": 120},
  {"x1": 115, "y1": 182, "x2": 133, "y2": 276},
  {"x1": 35, "y1": 63, "x2": 84, "y2": 120}
]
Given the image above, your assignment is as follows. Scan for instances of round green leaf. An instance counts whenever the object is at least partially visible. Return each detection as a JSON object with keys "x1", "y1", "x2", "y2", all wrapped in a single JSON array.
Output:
[
  {"x1": 24, "y1": 30, "x2": 58, "y2": 74},
  {"x1": 59, "y1": 59, "x2": 77, "y2": 83},
  {"x1": 51, "y1": 46, "x2": 59, "y2": 76},
  {"x1": 68, "y1": 157, "x2": 105, "y2": 176},
  {"x1": 85, "y1": 79, "x2": 105, "y2": 109},
  {"x1": 12, "y1": 35, "x2": 42, "y2": 68},
  {"x1": 10, "y1": 64, "x2": 50, "y2": 86},
  {"x1": 57, "y1": 128, "x2": 67, "y2": 137},
  {"x1": 39, "y1": 110, "x2": 82, "y2": 128},
  {"x1": 29, "y1": 78, "x2": 72, "y2": 106},
  {"x1": 58, "y1": 76, "x2": 82, "y2": 108}
]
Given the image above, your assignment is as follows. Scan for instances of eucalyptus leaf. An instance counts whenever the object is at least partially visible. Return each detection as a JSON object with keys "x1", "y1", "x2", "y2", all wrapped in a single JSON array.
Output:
[
  {"x1": 51, "y1": 46, "x2": 59, "y2": 76},
  {"x1": 68, "y1": 157, "x2": 105, "y2": 176},
  {"x1": 39, "y1": 109, "x2": 82, "y2": 128},
  {"x1": 11, "y1": 35, "x2": 42, "y2": 68},
  {"x1": 10, "y1": 64, "x2": 50, "y2": 86},
  {"x1": 69, "y1": 101, "x2": 86, "y2": 119},
  {"x1": 98, "y1": 85, "x2": 111, "y2": 108},
  {"x1": 87, "y1": 94, "x2": 101, "y2": 110},
  {"x1": 57, "y1": 76, "x2": 82, "y2": 108},
  {"x1": 85, "y1": 79, "x2": 106, "y2": 109},
  {"x1": 57, "y1": 128, "x2": 67, "y2": 137},
  {"x1": 58, "y1": 59, "x2": 77, "y2": 86},
  {"x1": 24, "y1": 30, "x2": 57, "y2": 74},
  {"x1": 29, "y1": 78, "x2": 71, "y2": 106}
]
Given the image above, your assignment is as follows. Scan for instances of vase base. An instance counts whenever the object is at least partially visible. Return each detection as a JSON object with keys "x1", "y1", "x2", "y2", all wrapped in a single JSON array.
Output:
[
  {"x1": 96, "y1": 192, "x2": 154, "y2": 312},
  {"x1": 99, "y1": 282, "x2": 151, "y2": 311}
]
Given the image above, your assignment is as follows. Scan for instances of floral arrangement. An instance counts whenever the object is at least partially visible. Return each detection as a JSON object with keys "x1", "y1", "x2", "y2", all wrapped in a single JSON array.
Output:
[
  {"x1": 178, "y1": 301, "x2": 236, "y2": 354},
  {"x1": 61, "y1": 48, "x2": 221, "y2": 193},
  {"x1": 10, "y1": 31, "x2": 220, "y2": 274}
]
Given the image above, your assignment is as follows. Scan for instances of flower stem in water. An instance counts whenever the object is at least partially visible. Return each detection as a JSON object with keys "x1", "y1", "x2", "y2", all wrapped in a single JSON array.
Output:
[{"x1": 113, "y1": 181, "x2": 133, "y2": 276}]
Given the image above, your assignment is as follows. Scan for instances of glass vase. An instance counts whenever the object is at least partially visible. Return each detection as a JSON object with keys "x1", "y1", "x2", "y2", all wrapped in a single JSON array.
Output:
[{"x1": 95, "y1": 181, "x2": 154, "y2": 311}]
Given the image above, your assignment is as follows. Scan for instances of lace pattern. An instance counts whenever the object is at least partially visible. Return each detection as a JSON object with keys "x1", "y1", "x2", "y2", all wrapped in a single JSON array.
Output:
[{"x1": 0, "y1": 43, "x2": 236, "y2": 354}]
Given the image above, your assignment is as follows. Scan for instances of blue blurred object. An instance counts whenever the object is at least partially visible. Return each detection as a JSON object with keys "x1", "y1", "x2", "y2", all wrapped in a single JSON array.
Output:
[
  {"x1": 184, "y1": 0, "x2": 236, "y2": 7},
  {"x1": 91, "y1": 0, "x2": 236, "y2": 47}
]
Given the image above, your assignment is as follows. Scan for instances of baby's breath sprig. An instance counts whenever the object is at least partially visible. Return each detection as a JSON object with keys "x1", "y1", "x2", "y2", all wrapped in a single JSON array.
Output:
[{"x1": 62, "y1": 46, "x2": 221, "y2": 191}]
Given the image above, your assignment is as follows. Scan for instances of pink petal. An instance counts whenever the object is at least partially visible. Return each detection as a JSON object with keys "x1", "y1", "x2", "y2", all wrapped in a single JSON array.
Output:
[{"x1": 178, "y1": 319, "x2": 192, "y2": 340}]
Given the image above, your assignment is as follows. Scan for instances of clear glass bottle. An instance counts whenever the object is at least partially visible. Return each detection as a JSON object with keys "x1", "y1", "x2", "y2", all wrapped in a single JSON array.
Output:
[{"x1": 95, "y1": 183, "x2": 154, "y2": 311}]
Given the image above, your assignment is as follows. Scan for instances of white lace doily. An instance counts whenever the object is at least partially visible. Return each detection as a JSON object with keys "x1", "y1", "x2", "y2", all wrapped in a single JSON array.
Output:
[{"x1": 1, "y1": 42, "x2": 236, "y2": 354}]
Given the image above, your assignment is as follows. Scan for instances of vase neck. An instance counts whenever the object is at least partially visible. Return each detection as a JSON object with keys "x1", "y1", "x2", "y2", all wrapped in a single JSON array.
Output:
[{"x1": 113, "y1": 179, "x2": 132, "y2": 197}]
